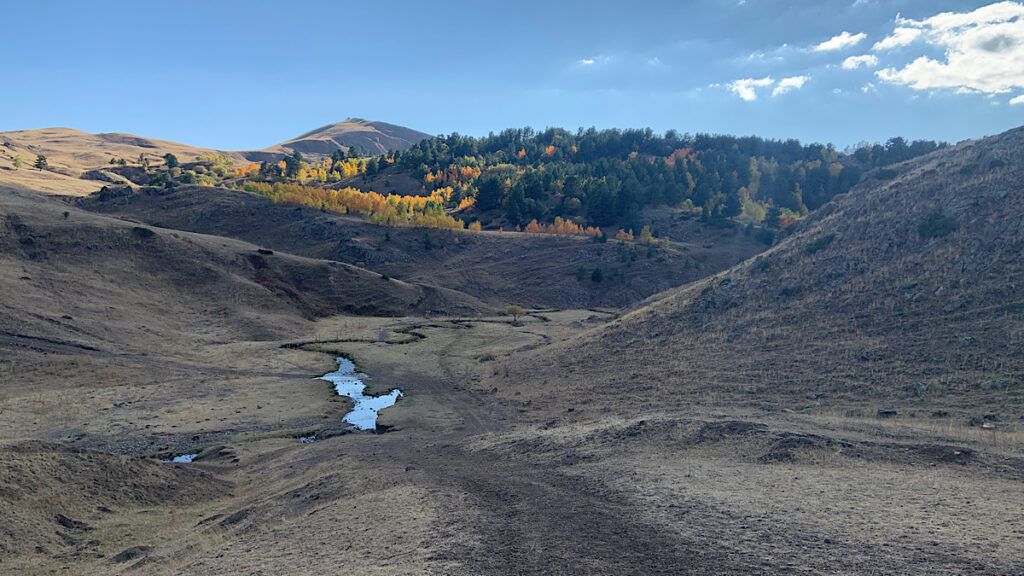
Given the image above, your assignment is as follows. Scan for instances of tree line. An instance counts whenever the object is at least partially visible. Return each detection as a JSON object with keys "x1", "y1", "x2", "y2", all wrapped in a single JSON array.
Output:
[{"x1": 387, "y1": 128, "x2": 946, "y2": 232}]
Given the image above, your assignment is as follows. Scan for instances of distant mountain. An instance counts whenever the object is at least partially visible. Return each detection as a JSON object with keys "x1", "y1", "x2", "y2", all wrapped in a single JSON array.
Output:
[
  {"x1": 516, "y1": 125, "x2": 1024, "y2": 419},
  {"x1": 249, "y1": 118, "x2": 431, "y2": 161}
]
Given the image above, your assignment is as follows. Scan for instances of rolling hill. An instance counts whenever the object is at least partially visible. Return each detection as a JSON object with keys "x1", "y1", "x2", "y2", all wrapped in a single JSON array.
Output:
[
  {"x1": 251, "y1": 118, "x2": 431, "y2": 159},
  {"x1": 76, "y1": 184, "x2": 766, "y2": 309},
  {"x1": 0, "y1": 119, "x2": 430, "y2": 196},
  {"x1": 513, "y1": 125, "x2": 1024, "y2": 420},
  {"x1": 3, "y1": 122, "x2": 1023, "y2": 575}
]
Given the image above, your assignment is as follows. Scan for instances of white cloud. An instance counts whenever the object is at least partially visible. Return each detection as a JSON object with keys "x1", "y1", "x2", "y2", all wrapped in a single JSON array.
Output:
[
  {"x1": 772, "y1": 75, "x2": 809, "y2": 96},
  {"x1": 875, "y1": 2, "x2": 1024, "y2": 94},
  {"x1": 842, "y1": 54, "x2": 879, "y2": 69},
  {"x1": 872, "y1": 27, "x2": 923, "y2": 50},
  {"x1": 861, "y1": 82, "x2": 878, "y2": 93},
  {"x1": 1011, "y1": 94, "x2": 1024, "y2": 104},
  {"x1": 727, "y1": 76, "x2": 774, "y2": 101},
  {"x1": 576, "y1": 56, "x2": 611, "y2": 67},
  {"x1": 647, "y1": 56, "x2": 664, "y2": 67},
  {"x1": 814, "y1": 31, "x2": 867, "y2": 51}
]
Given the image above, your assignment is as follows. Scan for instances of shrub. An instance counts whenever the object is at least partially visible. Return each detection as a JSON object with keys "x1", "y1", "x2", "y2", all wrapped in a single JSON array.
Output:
[
  {"x1": 132, "y1": 226, "x2": 155, "y2": 239},
  {"x1": 506, "y1": 305, "x2": 525, "y2": 322},
  {"x1": 918, "y1": 210, "x2": 956, "y2": 239},
  {"x1": 148, "y1": 171, "x2": 171, "y2": 186},
  {"x1": 876, "y1": 168, "x2": 899, "y2": 180},
  {"x1": 751, "y1": 257, "x2": 771, "y2": 273},
  {"x1": 755, "y1": 228, "x2": 776, "y2": 246},
  {"x1": 806, "y1": 233, "x2": 836, "y2": 254}
]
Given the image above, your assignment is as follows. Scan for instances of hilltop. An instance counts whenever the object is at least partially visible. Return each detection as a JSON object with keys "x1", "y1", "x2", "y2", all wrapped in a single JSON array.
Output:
[
  {"x1": 251, "y1": 118, "x2": 431, "y2": 159},
  {"x1": 512, "y1": 126, "x2": 1024, "y2": 420}
]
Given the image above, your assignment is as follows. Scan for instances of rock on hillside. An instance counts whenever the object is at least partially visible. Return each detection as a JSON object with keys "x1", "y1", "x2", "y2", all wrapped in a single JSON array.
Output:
[{"x1": 517, "y1": 125, "x2": 1024, "y2": 418}]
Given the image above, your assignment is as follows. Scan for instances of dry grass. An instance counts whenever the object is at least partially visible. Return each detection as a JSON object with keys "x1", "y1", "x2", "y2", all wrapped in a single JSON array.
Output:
[{"x1": 3, "y1": 127, "x2": 1024, "y2": 574}]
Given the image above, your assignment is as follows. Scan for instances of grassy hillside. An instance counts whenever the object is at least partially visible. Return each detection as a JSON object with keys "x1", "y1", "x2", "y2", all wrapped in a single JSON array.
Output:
[
  {"x1": 0, "y1": 128, "x2": 249, "y2": 196},
  {"x1": 513, "y1": 127, "x2": 1024, "y2": 420},
  {"x1": 252, "y1": 118, "x2": 430, "y2": 159},
  {"x1": 0, "y1": 119, "x2": 430, "y2": 197},
  {"x1": 77, "y1": 184, "x2": 766, "y2": 309},
  {"x1": 3, "y1": 125, "x2": 1022, "y2": 575},
  {"x1": 0, "y1": 182, "x2": 486, "y2": 443}
]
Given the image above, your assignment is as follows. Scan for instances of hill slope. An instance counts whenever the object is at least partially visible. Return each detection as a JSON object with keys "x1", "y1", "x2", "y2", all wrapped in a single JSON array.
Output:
[
  {"x1": 77, "y1": 184, "x2": 766, "y2": 309},
  {"x1": 514, "y1": 126, "x2": 1024, "y2": 419},
  {"x1": 252, "y1": 118, "x2": 431, "y2": 159},
  {"x1": 0, "y1": 128, "x2": 247, "y2": 196},
  {"x1": 0, "y1": 119, "x2": 430, "y2": 196}
]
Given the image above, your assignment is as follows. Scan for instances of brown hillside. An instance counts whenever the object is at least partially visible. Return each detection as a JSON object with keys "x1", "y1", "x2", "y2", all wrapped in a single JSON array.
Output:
[
  {"x1": 0, "y1": 119, "x2": 429, "y2": 196},
  {"x1": 514, "y1": 126, "x2": 1024, "y2": 420},
  {"x1": 77, "y1": 184, "x2": 766, "y2": 309},
  {"x1": 0, "y1": 182, "x2": 486, "y2": 434},
  {"x1": 0, "y1": 128, "x2": 246, "y2": 196},
  {"x1": 0, "y1": 441, "x2": 227, "y2": 560},
  {"x1": 251, "y1": 118, "x2": 431, "y2": 160}
]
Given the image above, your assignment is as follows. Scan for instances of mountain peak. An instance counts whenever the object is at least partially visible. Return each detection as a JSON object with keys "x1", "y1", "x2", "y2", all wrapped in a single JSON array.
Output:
[{"x1": 267, "y1": 119, "x2": 431, "y2": 157}]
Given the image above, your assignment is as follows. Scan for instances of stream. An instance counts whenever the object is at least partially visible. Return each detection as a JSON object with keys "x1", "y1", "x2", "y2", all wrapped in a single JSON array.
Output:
[{"x1": 319, "y1": 357, "x2": 402, "y2": 431}]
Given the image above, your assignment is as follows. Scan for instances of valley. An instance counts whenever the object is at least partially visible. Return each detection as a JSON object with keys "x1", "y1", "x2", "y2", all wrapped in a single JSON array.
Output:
[{"x1": 1, "y1": 121, "x2": 1022, "y2": 575}]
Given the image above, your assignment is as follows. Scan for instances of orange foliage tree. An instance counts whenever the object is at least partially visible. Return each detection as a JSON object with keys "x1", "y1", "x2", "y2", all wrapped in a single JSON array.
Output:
[{"x1": 521, "y1": 217, "x2": 601, "y2": 237}]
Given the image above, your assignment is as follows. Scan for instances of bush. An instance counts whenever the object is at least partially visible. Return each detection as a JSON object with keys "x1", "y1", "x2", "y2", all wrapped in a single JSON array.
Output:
[
  {"x1": 918, "y1": 210, "x2": 956, "y2": 239},
  {"x1": 132, "y1": 226, "x2": 155, "y2": 239},
  {"x1": 876, "y1": 168, "x2": 899, "y2": 180},
  {"x1": 806, "y1": 233, "x2": 836, "y2": 254},
  {"x1": 148, "y1": 171, "x2": 171, "y2": 186},
  {"x1": 591, "y1": 267, "x2": 603, "y2": 282},
  {"x1": 751, "y1": 257, "x2": 771, "y2": 273},
  {"x1": 755, "y1": 228, "x2": 775, "y2": 246}
]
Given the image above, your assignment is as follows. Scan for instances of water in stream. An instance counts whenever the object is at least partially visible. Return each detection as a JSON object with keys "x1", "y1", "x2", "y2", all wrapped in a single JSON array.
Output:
[
  {"x1": 318, "y1": 357, "x2": 402, "y2": 431},
  {"x1": 160, "y1": 453, "x2": 197, "y2": 463}
]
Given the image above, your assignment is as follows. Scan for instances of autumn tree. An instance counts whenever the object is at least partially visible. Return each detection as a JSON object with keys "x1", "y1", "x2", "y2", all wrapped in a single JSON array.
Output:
[
  {"x1": 12, "y1": 155, "x2": 23, "y2": 170},
  {"x1": 506, "y1": 305, "x2": 525, "y2": 323}
]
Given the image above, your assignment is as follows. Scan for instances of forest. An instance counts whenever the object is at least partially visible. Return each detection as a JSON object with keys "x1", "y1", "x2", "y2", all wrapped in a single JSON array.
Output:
[
  {"x1": 147, "y1": 128, "x2": 947, "y2": 237},
  {"x1": 389, "y1": 128, "x2": 947, "y2": 232}
]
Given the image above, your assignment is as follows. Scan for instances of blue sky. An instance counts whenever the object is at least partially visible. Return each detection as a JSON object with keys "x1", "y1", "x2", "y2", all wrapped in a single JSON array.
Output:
[{"x1": 4, "y1": 0, "x2": 1023, "y2": 149}]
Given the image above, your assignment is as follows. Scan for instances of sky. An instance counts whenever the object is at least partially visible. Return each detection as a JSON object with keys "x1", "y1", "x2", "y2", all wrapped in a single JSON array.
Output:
[{"x1": 3, "y1": 0, "x2": 1024, "y2": 149}]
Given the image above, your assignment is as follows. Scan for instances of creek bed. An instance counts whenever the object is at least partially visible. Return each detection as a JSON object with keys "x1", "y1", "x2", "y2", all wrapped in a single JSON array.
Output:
[{"x1": 318, "y1": 357, "x2": 402, "y2": 431}]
